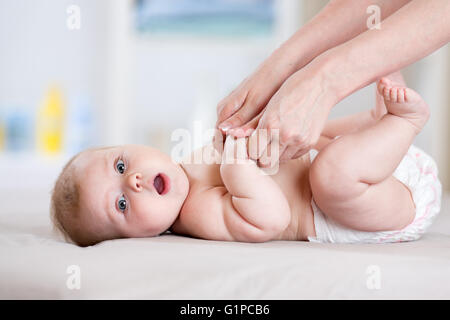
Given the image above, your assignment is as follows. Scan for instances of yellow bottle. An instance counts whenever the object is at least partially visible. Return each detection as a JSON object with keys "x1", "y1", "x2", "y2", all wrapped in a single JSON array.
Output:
[
  {"x1": 36, "y1": 86, "x2": 65, "y2": 154},
  {"x1": 0, "y1": 118, "x2": 4, "y2": 151}
]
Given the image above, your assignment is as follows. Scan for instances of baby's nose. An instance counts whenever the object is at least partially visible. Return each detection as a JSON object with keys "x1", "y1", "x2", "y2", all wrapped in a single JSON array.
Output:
[{"x1": 126, "y1": 173, "x2": 142, "y2": 192}]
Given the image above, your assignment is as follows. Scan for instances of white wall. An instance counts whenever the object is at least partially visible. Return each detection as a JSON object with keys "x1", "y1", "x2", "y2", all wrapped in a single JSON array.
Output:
[
  {"x1": 0, "y1": 0, "x2": 110, "y2": 197},
  {"x1": 0, "y1": 0, "x2": 108, "y2": 138}
]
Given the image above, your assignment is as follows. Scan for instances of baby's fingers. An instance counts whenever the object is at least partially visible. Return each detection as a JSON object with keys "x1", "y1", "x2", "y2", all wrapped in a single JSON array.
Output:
[{"x1": 222, "y1": 135, "x2": 250, "y2": 165}]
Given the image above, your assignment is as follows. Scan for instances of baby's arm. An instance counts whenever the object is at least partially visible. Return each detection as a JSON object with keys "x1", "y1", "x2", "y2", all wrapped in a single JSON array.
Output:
[
  {"x1": 175, "y1": 136, "x2": 290, "y2": 242},
  {"x1": 219, "y1": 135, "x2": 291, "y2": 241}
]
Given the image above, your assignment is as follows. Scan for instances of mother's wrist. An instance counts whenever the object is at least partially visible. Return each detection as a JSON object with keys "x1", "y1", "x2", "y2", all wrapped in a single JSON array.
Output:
[
  {"x1": 269, "y1": 41, "x2": 309, "y2": 78},
  {"x1": 313, "y1": 50, "x2": 352, "y2": 106}
]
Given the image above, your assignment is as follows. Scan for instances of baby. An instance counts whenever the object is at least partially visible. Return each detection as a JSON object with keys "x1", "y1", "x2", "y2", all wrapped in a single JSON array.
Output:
[{"x1": 51, "y1": 74, "x2": 442, "y2": 246}]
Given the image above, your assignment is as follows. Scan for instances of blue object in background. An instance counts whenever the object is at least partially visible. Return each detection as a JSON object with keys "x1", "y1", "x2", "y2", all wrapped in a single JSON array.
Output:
[
  {"x1": 0, "y1": 107, "x2": 5, "y2": 151},
  {"x1": 5, "y1": 107, "x2": 33, "y2": 152},
  {"x1": 135, "y1": 0, "x2": 275, "y2": 37}
]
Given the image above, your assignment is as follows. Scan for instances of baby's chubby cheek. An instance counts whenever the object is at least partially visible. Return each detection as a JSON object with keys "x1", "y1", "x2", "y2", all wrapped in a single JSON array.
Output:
[{"x1": 128, "y1": 199, "x2": 174, "y2": 235}]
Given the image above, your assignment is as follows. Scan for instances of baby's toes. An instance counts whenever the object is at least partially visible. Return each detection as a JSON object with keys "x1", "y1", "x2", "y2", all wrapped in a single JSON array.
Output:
[
  {"x1": 389, "y1": 87, "x2": 398, "y2": 102},
  {"x1": 396, "y1": 88, "x2": 405, "y2": 103},
  {"x1": 379, "y1": 77, "x2": 392, "y2": 87},
  {"x1": 381, "y1": 86, "x2": 390, "y2": 101},
  {"x1": 403, "y1": 87, "x2": 422, "y2": 104},
  {"x1": 377, "y1": 78, "x2": 389, "y2": 95}
]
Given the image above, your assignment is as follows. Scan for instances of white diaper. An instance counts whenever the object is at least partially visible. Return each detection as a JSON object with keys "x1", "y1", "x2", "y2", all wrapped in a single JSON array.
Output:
[{"x1": 308, "y1": 144, "x2": 442, "y2": 244}]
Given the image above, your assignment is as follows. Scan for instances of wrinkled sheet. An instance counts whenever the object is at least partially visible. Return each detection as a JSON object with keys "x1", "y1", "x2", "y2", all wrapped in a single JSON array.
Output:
[{"x1": 1, "y1": 191, "x2": 449, "y2": 299}]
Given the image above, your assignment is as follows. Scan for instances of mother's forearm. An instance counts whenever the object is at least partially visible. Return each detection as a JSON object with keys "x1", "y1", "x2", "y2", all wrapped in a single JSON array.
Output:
[
  {"x1": 321, "y1": 0, "x2": 450, "y2": 102},
  {"x1": 274, "y1": 0, "x2": 411, "y2": 74}
]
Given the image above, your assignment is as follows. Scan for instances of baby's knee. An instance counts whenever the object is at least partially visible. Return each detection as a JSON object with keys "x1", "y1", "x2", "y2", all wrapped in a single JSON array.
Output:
[{"x1": 309, "y1": 149, "x2": 365, "y2": 204}]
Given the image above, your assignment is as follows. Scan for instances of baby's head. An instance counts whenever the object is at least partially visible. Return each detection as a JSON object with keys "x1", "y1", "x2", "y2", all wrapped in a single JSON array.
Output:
[{"x1": 50, "y1": 145, "x2": 189, "y2": 246}]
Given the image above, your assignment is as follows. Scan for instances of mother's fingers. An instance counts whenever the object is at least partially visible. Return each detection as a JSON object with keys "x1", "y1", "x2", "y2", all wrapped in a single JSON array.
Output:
[
  {"x1": 218, "y1": 95, "x2": 263, "y2": 132},
  {"x1": 291, "y1": 148, "x2": 310, "y2": 160},
  {"x1": 212, "y1": 127, "x2": 226, "y2": 155},
  {"x1": 257, "y1": 133, "x2": 283, "y2": 169},
  {"x1": 279, "y1": 144, "x2": 301, "y2": 162},
  {"x1": 215, "y1": 89, "x2": 248, "y2": 127},
  {"x1": 228, "y1": 110, "x2": 264, "y2": 138},
  {"x1": 248, "y1": 126, "x2": 271, "y2": 162}
]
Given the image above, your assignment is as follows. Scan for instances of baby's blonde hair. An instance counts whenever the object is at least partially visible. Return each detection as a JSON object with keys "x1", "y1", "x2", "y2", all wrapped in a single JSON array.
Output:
[
  {"x1": 50, "y1": 147, "x2": 113, "y2": 247},
  {"x1": 50, "y1": 152, "x2": 85, "y2": 245}
]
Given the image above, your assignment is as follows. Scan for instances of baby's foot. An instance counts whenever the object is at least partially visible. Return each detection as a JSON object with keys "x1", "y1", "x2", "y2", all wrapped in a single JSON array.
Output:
[
  {"x1": 373, "y1": 72, "x2": 406, "y2": 120},
  {"x1": 377, "y1": 77, "x2": 430, "y2": 134}
]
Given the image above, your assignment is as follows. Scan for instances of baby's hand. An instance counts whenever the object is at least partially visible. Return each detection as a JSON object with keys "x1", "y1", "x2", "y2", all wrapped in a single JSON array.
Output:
[
  {"x1": 222, "y1": 130, "x2": 281, "y2": 176},
  {"x1": 222, "y1": 133, "x2": 255, "y2": 165}
]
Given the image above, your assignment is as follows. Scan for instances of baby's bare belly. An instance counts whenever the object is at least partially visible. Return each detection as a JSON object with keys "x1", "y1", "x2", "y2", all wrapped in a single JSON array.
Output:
[{"x1": 271, "y1": 155, "x2": 316, "y2": 241}]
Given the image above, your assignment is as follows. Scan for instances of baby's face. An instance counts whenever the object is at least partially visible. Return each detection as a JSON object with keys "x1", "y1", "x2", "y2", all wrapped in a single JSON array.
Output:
[{"x1": 74, "y1": 145, "x2": 189, "y2": 239}]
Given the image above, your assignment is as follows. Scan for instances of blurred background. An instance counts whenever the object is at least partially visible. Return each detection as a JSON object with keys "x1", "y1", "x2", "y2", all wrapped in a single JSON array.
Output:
[{"x1": 0, "y1": 0, "x2": 449, "y2": 215}]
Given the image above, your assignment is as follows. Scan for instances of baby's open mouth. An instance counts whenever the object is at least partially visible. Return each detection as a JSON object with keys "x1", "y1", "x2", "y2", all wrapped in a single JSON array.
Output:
[{"x1": 153, "y1": 173, "x2": 169, "y2": 195}]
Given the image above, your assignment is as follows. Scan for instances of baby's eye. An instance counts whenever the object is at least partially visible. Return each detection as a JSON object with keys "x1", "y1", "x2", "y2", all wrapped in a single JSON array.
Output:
[
  {"x1": 117, "y1": 195, "x2": 127, "y2": 213},
  {"x1": 116, "y1": 159, "x2": 126, "y2": 174}
]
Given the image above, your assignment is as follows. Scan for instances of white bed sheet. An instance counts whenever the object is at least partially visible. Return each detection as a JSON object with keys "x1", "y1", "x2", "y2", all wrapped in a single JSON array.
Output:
[{"x1": 1, "y1": 191, "x2": 449, "y2": 300}]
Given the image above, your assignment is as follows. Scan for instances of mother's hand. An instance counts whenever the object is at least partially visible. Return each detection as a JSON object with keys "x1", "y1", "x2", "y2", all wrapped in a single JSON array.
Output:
[
  {"x1": 213, "y1": 51, "x2": 302, "y2": 153},
  {"x1": 248, "y1": 63, "x2": 339, "y2": 166},
  {"x1": 216, "y1": 52, "x2": 296, "y2": 131}
]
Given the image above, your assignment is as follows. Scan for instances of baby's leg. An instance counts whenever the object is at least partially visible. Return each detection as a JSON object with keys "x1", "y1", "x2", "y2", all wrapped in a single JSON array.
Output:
[{"x1": 309, "y1": 77, "x2": 430, "y2": 232}]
